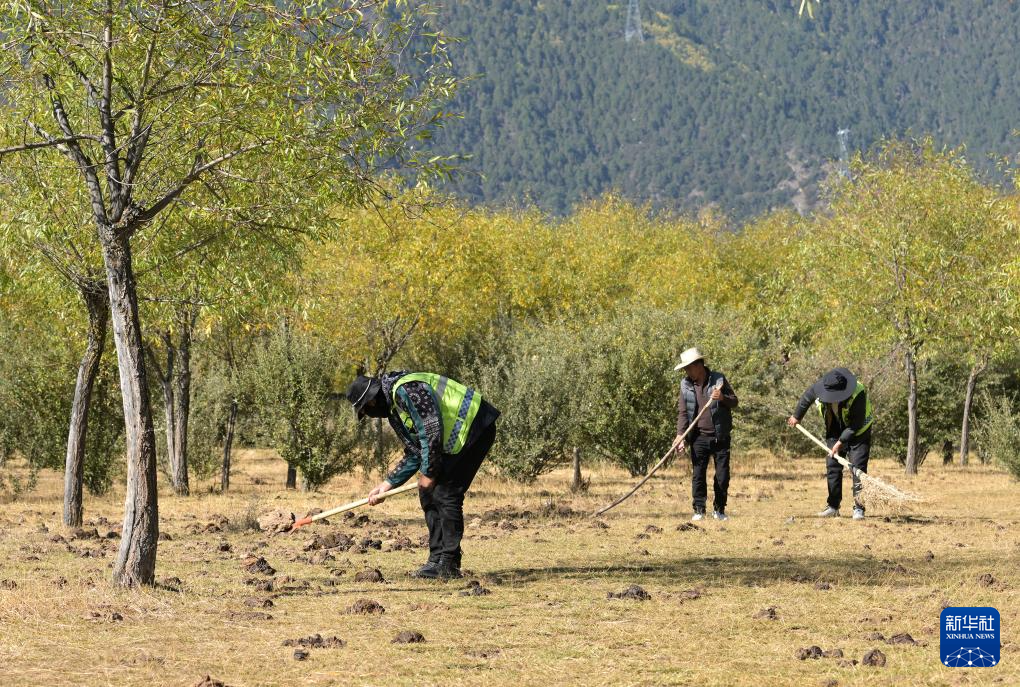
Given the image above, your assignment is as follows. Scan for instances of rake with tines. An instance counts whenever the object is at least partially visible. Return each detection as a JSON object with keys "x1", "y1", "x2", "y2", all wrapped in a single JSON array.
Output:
[{"x1": 792, "y1": 422, "x2": 919, "y2": 507}]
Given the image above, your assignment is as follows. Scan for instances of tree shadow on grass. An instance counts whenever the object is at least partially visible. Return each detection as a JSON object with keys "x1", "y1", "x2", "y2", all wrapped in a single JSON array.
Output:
[{"x1": 485, "y1": 553, "x2": 969, "y2": 588}]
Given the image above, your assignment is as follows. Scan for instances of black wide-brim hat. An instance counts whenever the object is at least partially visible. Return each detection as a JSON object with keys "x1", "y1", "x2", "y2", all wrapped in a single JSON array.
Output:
[
  {"x1": 345, "y1": 375, "x2": 381, "y2": 415},
  {"x1": 813, "y1": 367, "x2": 858, "y2": 403}
]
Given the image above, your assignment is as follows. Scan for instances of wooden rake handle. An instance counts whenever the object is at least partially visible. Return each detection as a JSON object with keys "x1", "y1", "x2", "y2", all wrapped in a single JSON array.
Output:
[
  {"x1": 792, "y1": 422, "x2": 861, "y2": 476},
  {"x1": 290, "y1": 480, "x2": 421, "y2": 532},
  {"x1": 594, "y1": 379, "x2": 724, "y2": 517}
]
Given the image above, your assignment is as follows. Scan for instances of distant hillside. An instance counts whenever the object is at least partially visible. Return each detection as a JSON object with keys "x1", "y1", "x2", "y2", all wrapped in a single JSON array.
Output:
[{"x1": 428, "y1": 0, "x2": 1020, "y2": 217}]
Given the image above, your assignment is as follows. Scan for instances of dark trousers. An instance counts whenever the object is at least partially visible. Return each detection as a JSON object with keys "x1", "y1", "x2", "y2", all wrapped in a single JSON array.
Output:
[
  {"x1": 690, "y1": 436, "x2": 730, "y2": 514},
  {"x1": 825, "y1": 434, "x2": 871, "y2": 511},
  {"x1": 419, "y1": 422, "x2": 496, "y2": 562}
]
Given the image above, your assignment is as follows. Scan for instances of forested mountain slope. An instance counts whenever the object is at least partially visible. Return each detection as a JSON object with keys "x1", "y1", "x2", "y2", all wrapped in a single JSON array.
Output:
[{"x1": 429, "y1": 0, "x2": 1020, "y2": 216}]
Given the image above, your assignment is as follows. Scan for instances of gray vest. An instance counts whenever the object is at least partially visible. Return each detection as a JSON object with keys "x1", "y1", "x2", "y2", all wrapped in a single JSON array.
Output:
[{"x1": 681, "y1": 371, "x2": 733, "y2": 441}]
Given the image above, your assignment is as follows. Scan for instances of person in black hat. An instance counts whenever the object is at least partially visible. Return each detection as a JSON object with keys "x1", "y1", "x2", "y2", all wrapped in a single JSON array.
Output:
[
  {"x1": 787, "y1": 368, "x2": 874, "y2": 519},
  {"x1": 345, "y1": 371, "x2": 499, "y2": 579}
]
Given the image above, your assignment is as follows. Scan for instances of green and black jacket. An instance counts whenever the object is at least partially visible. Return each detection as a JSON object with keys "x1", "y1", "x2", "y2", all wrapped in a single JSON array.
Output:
[{"x1": 379, "y1": 370, "x2": 499, "y2": 486}]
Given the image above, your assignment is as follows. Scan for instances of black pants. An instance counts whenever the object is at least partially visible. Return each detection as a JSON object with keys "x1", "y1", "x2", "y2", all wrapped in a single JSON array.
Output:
[
  {"x1": 690, "y1": 436, "x2": 730, "y2": 514},
  {"x1": 419, "y1": 422, "x2": 496, "y2": 562},
  {"x1": 825, "y1": 434, "x2": 871, "y2": 511}
]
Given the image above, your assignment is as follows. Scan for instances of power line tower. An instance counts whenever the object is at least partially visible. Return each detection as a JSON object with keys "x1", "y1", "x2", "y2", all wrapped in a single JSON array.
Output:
[
  {"x1": 625, "y1": 0, "x2": 644, "y2": 43},
  {"x1": 837, "y1": 128, "x2": 851, "y2": 179}
]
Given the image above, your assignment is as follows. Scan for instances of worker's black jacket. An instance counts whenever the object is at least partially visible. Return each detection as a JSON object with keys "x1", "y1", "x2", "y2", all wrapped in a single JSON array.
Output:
[{"x1": 792, "y1": 385, "x2": 871, "y2": 444}]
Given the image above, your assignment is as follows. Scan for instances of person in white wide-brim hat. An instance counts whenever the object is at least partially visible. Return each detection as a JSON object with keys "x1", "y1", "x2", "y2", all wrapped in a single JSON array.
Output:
[{"x1": 674, "y1": 347, "x2": 738, "y2": 522}]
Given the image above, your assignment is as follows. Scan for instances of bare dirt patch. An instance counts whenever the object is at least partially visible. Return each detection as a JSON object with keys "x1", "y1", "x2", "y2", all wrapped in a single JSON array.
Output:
[
  {"x1": 977, "y1": 573, "x2": 997, "y2": 587},
  {"x1": 862, "y1": 649, "x2": 887, "y2": 667},
  {"x1": 459, "y1": 580, "x2": 492, "y2": 596},
  {"x1": 304, "y1": 532, "x2": 355, "y2": 551},
  {"x1": 393, "y1": 630, "x2": 426, "y2": 644},
  {"x1": 345, "y1": 599, "x2": 385, "y2": 614},
  {"x1": 608, "y1": 585, "x2": 651, "y2": 600},
  {"x1": 354, "y1": 568, "x2": 385, "y2": 583},
  {"x1": 242, "y1": 556, "x2": 275, "y2": 575},
  {"x1": 886, "y1": 633, "x2": 919, "y2": 645},
  {"x1": 283, "y1": 634, "x2": 345, "y2": 648}
]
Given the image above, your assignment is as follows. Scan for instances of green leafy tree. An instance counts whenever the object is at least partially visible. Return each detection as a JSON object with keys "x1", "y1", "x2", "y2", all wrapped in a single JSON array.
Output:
[
  {"x1": 0, "y1": 0, "x2": 457, "y2": 586},
  {"x1": 824, "y1": 139, "x2": 1005, "y2": 474},
  {"x1": 247, "y1": 324, "x2": 358, "y2": 490},
  {"x1": 467, "y1": 321, "x2": 584, "y2": 482},
  {"x1": 975, "y1": 391, "x2": 1020, "y2": 480}
]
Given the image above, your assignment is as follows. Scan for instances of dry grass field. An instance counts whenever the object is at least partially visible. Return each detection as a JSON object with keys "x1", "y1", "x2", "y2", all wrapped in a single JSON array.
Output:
[{"x1": 0, "y1": 449, "x2": 1017, "y2": 687}]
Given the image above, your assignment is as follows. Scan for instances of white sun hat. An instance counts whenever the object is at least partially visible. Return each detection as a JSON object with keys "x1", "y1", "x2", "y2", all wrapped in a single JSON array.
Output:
[{"x1": 673, "y1": 347, "x2": 705, "y2": 372}]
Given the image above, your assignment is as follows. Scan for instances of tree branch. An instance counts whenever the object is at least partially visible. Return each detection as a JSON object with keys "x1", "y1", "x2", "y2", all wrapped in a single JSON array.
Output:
[
  {"x1": 122, "y1": 24, "x2": 160, "y2": 195},
  {"x1": 101, "y1": 0, "x2": 124, "y2": 218},
  {"x1": 42, "y1": 73, "x2": 109, "y2": 228},
  {"x1": 132, "y1": 141, "x2": 271, "y2": 227},
  {"x1": 0, "y1": 136, "x2": 93, "y2": 158}
]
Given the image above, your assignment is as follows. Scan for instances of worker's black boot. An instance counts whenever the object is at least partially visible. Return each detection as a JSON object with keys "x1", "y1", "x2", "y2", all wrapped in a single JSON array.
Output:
[
  {"x1": 434, "y1": 552, "x2": 463, "y2": 580},
  {"x1": 410, "y1": 552, "x2": 442, "y2": 579}
]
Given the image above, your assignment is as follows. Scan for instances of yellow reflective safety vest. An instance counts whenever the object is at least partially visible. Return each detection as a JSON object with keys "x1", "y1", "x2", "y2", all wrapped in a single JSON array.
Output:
[{"x1": 392, "y1": 373, "x2": 482, "y2": 455}]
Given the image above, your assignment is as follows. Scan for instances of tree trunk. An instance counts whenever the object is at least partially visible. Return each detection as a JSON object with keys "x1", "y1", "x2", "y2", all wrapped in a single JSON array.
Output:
[
  {"x1": 104, "y1": 233, "x2": 159, "y2": 587},
  {"x1": 63, "y1": 285, "x2": 109, "y2": 527},
  {"x1": 286, "y1": 463, "x2": 297, "y2": 489},
  {"x1": 156, "y1": 353, "x2": 177, "y2": 490},
  {"x1": 942, "y1": 440, "x2": 953, "y2": 466},
  {"x1": 570, "y1": 447, "x2": 583, "y2": 492},
  {"x1": 169, "y1": 310, "x2": 195, "y2": 496},
  {"x1": 153, "y1": 307, "x2": 197, "y2": 497},
  {"x1": 904, "y1": 348, "x2": 919, "y2": 475},
  {"x1": 220, "y1": 398, "x2": 237, "y2": 492},
  {"x1": 958, "y1": 358, "x2": 986, "y2": 466}
]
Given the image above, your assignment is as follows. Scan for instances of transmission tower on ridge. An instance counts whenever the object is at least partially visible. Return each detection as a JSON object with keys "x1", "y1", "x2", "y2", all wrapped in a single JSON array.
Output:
[
  {"x1": 837, "y1": 128, "x2": 851, "y2": 179},
  {"x1": 625, "y1": 0, "x2": 644, "y2": 43}
]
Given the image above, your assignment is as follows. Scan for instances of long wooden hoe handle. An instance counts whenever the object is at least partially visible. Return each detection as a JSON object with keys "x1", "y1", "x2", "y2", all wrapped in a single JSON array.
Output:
[
  {"x1": 594, "y1": 379, "x2": 724, "y2": 517},
  {"x1": 290, "y1": 480, "x2": 421, "y2": 533},
  {"x1": 792, "y1": 422, "x2": 861, "y2": 477}
]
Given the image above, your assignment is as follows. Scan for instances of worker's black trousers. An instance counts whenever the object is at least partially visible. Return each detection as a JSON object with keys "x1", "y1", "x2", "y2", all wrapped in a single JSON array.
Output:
[
  {"x1": 690, "y1": 436, "x2": 730, "y2": 514},
  {"x1": 419, "y1": 423, "x2": 497, "y2": 563},
  {"x1": 825, "y1": 432, "x2": 871, "y2": 511}
]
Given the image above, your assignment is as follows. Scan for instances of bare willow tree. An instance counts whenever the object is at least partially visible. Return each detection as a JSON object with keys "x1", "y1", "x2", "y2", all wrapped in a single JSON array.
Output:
[{"x1": 0, "y1": 0, "x2": 457, "y2": 586}]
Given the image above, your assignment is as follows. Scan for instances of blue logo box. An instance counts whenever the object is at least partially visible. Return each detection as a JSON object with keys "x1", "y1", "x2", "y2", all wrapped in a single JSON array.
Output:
[{"x1": 941, "y1": 607, "x2": 1000, "y2": 667}]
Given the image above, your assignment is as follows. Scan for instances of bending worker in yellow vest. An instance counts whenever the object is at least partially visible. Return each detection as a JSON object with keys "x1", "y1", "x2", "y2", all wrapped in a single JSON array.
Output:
[
  {"x1": 787, "y1": 368, "x2": 874, "y2": 520},
  {"x1": 345, "y1": 371, "x2": 500, "y2": 579}
]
